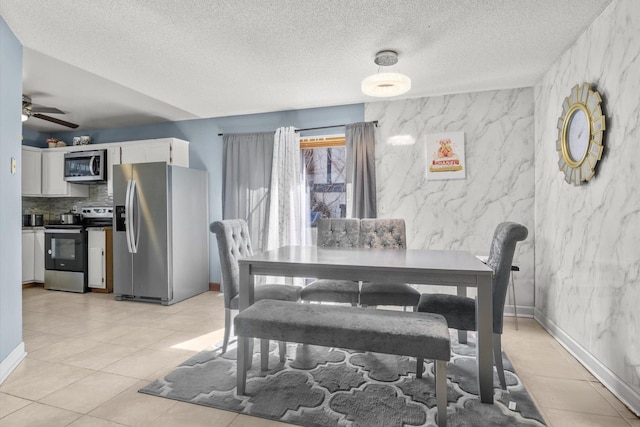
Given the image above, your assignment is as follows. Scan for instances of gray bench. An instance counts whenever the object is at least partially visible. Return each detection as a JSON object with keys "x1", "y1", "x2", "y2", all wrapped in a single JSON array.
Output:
[{"x1": 234, "y1": 299, "x2": 451, "y2": 426}]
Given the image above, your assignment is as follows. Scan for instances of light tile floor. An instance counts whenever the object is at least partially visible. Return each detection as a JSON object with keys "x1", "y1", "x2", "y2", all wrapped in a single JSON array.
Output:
[{"x1": 1, "y1": 287, "x2": 638, "y2": 426}]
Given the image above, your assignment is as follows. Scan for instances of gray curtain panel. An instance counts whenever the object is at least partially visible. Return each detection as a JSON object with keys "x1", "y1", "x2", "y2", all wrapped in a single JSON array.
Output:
[
  {"x1": 346, "y1": 122, "x2": 377, "y2": 218},
  {"x1": 222, "y1": 132, "x2": 274, "y2": 252}
]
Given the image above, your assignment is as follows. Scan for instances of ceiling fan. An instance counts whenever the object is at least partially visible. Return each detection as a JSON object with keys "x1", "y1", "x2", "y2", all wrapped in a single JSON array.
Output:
[{"x1": 22, "y1": 95, "x2": 79, "y2": 129}]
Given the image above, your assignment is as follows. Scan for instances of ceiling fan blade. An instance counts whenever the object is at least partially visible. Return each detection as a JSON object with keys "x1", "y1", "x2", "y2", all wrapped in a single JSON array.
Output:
[
  {"x1": 33, "y1": 113, "x2": 79, "y2": 129},
  {"x1": 30, "y1": 105, "x2": 65, "y2": 114}
]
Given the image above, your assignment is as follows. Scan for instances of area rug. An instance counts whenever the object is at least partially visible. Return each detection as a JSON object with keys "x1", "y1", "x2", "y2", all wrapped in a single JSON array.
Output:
[{"x1": 140, "y1": 333, "x2": 546, "y2": 426}]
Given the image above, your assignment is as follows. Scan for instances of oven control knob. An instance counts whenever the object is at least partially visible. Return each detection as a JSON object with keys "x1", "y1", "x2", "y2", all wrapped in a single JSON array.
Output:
[{"x1": 48, "y1": 249, "x2": 52, "y2": 254}]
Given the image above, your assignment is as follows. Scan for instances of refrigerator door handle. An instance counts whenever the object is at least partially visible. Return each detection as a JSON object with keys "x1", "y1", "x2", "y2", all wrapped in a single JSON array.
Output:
[
  {"x1": 131, "y1": 179, "x2": 140, "y2": 253},
  {"x1": 125, "y1": 179, "x2": 135, "y2": 253}
]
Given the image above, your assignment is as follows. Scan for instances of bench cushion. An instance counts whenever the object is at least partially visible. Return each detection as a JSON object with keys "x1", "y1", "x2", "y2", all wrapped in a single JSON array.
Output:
[
  {"x1": 229, "y1": 285, "x2": 301, "y2": 310},
  {"x1": 359, "y1": 282, "x2": 420, "y2": 307},
  {"x1": 235, "y1": 300, "x2": 450, "y2": 361},
  {"x1": 299, "y1": 279, "x2": 360, "y2": 304}
]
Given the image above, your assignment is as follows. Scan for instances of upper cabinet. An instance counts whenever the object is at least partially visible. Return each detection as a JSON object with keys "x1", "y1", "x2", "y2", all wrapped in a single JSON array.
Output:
[
  {"x1": 21, "y1": 138, "x2": 189, "y2": 197},
  {"x1": 106, "y1": 138, "x2": 189, "y2": 195},
  {"x1": 41, "y1": 151, "x2": 89, "y2": 197},
  {"x1": 22, "y1": 146, "x2": 42, "y2": 196},
  {"x1": 22, "y1": 147, "x2": 88, "y2": 197},
  {"x1": 118, "y1": 138, "x2": 189, "y2": 166}
]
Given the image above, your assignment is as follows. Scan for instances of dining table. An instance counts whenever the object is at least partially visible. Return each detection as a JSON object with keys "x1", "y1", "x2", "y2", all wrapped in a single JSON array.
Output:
[{"x1": 238, "y1": 245, "x2": 495, "y2": 404}]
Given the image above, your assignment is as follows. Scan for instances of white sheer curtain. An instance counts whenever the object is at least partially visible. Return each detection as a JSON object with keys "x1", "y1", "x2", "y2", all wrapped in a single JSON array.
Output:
[{"x1": 267, "y1": 126, "x2": 308, "y2": 251}]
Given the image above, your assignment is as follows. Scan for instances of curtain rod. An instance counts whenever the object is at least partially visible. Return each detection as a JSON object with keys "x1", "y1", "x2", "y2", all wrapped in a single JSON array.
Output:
[{"x1": 217, "y1": 120, "x2": 378, "y2": 137}]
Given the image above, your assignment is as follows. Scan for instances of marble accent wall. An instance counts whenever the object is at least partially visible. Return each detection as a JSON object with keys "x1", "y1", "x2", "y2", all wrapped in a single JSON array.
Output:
[
  {"x1": 365, "y1": 88, "x2": 535, "y2": 308},
  {"x1": 534, "y1": 0, "x2": 640, "y2": 404}
]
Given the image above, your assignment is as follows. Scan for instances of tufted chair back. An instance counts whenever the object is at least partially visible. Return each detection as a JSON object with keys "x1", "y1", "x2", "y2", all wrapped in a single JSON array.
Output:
[
  {"x1": 210, "y1": 219, "x2": 254, "y2": 309},
  {"x1": 486, "y1": 222, "x2": 528, "y2": 334},
  {"x1": 317, "y1": 218, "x2": 361, "y2": 248},
  {"x1": 359, "y1": 219, "x2": 407, "y2": 249}
]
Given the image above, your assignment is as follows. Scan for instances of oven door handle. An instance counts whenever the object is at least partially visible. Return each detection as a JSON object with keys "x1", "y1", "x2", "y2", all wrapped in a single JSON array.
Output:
[{"x1": 125, "y1": 179, "x2": 137, "y2": 253}]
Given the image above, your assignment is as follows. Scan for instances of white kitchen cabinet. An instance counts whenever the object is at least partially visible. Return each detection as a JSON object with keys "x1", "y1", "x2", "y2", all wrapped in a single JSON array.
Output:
[
  {"x1": 22, "y1": 146, "x2": 42, "y2": 196},
  {"x1": 22, "y1": 229, "x2": 45, "y2": 284},
  {"x1": 22, "y1": 230, "x2": 35, "y2": 284},
  {"x1": 108, "y1": 138, "x2": 189, "y2": 195},
  {"x1": 119, "y1": 138, "x2": 189, "y2": 167},
  {"x1": 41, "y1": 150, "x2": 89, "y2": 197},
  {"x1": 34, "y1": 229, "x2": 45, "y2": 283},
  {"x1": 106, "y1": 145, "x2": 121, "y2": 195},
  {"x1": 87, "y1": 228, "x2": 113, "y2": 292}
]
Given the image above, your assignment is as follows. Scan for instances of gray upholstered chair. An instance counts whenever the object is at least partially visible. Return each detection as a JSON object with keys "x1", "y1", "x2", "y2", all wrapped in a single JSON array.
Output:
[
  {"x1": 299, "y1": 218, "x2": 360, "y2": 305},
  {"x1": 358, "y1": 219, "x2": 421, "y2": 310},
  {"x1": 417, "y1": 222, "x2": 528, "y2": 388},
  {"x1": 210, "y1": 219, "x2": 301, "y2": 354}
]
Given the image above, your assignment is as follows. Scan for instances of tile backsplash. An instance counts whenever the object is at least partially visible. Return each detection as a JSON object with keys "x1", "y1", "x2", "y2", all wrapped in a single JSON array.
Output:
[{"x1": 22, "y1": 184, "x2": 113, "y2": 222}]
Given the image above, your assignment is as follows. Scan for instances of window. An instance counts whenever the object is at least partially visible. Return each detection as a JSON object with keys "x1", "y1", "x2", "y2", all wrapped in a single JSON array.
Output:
[{"x1": 301, "y1": 135, "x2": 347, "y2": 226}]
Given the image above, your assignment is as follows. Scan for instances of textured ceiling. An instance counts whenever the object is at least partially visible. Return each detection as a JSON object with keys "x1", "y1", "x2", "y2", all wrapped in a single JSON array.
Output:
[{"x1": 1, "y1": 0, "x2": 613, "y2": 133}]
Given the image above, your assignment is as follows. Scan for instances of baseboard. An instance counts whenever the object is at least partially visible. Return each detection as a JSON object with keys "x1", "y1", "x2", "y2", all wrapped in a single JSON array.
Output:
[
  {"x1": 503, "y1": 304, "x2": 535, "y2": 318},
  {"x1": 0, "y1": 342, "x2": 26, "y2": 385},
  {"x1": 209, "y1": 282, "x2": 220, "y2": 292},
  {"x1": 535, "y1": 309, "x2": 640, "y2": 416}
]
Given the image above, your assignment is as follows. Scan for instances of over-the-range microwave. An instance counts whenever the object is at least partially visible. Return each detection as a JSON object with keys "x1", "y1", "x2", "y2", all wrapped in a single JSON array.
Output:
[{"x1": 63, "y1": 150, "x2": 107, "y2": 183}]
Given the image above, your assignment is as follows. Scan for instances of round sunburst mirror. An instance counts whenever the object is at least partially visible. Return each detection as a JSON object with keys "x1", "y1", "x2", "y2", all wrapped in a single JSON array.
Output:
[{"x1": 556, "y1": 83, "x2": 606, "y2": 185}]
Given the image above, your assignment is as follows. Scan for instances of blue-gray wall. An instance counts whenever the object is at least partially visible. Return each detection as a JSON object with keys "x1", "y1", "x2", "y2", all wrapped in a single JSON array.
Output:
[
  {"x1": 25, "y1": 104, "x2": 364, "y2": 283},
  {"x1": 0, "y1": 17, "x2": 24, "y2": 369}
]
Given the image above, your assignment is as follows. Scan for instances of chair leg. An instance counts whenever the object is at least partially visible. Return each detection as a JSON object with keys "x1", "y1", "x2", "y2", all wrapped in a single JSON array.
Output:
[
  {"x1": 278, "y1": 340, "x2": 286, "y2": 362},
  {"x1": 416, "y1": 357, "x2": 424, "y2": 379},
  {"x1": 511, "y1": 271, "x2": 519, "y2": 330},
  {"x1": 493, "y1": 333, "x2": 507, "y2": 389},
  {"x1": 223, "y1": 308, "x2": 231, "y2": 354},
  {"x1": 237, "y1": 336, "x2": 249, "y2": 395},
  {"x1": 435, "y1": 360, "x2": 447, "y2": 427},
  {"x1": 260, "y1": 339, "x2": 270, "y2": 371},
  {"x1": 458, "y1": 330, "x2": 467, "y2": 344}
]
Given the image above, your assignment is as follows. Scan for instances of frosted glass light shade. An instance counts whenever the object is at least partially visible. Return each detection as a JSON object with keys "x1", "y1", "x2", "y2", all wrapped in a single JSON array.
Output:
[
  {"x1": 21, "y1": 112, "x2": 29, "y2": 122},
  {"x1": 361, "y1": 72, "x2": 411, "y2": 97}
]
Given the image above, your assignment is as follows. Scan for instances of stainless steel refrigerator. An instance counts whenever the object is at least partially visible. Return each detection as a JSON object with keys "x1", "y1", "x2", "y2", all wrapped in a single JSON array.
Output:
[{"x1": 113, "y1": 162, "x2": 209, "y2": 305}]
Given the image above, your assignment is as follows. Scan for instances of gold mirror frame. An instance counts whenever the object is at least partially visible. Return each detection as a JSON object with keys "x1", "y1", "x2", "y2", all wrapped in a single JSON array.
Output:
[{"x1": 556, "y1": 83, "x2": 605, "y2": 185}]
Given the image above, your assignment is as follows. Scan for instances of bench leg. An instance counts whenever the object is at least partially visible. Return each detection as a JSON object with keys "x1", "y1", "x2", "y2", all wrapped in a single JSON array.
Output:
[
  {"x1": 458, "y1": 330, "x2": 467, "y2": 344},
  {"x1": 237, "y1": 336, "x2": 249, "y2": 395},
  {"x1": 416, "y1": 357, "x2": 424, "y2": 379},
  {"x1": 278, "y1": 341, "x2": 286, "y2": 362},
  {"x1": 260, "y1": 339, "x2": 270, "y2": 371},
  {"x1": 435, "y1": 360, "x2": 447, "y2": 427}
]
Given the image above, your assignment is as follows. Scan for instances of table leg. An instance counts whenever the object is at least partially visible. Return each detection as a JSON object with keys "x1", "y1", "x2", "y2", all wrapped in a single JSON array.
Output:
[
  {"x1": 457, "y1": 286, "x2": 468, "y2": 344},
  {"x1": 476, "y1": 273, "x2": 494, "y2": 404},
  {"x1": 239, "y1": 262, "x2": 255, "y2": 368}
]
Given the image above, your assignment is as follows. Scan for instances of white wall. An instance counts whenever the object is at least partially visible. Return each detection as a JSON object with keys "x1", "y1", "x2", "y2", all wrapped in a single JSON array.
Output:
[
  {"x1": 534, "y1": 0, "x2": 640, "y2": 413},
  {"x1": 365, "y1": 88, "x2": 535, "y2": 311}
]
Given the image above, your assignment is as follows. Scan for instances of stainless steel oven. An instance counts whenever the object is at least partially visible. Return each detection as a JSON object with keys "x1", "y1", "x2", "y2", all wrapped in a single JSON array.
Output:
[{"x1": 44, "y1": 227, "x2": 88, "y2": 293}]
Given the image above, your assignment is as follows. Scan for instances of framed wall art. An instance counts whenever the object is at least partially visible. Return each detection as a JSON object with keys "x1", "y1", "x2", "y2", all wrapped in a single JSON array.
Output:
[{"x1": 426, "y1": 131, "x2": 466, "y2": 180}]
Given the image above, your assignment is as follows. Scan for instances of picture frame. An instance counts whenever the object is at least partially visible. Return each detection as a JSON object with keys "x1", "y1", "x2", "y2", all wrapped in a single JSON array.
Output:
[{"x1": 426, "y1": 131, "x2": 466, "y2": 180}]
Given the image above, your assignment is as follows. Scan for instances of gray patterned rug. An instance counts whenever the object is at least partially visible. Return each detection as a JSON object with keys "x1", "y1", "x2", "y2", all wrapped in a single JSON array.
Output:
[{"x1": 140, "y1": 333, "x2": 546, "y2": 426}]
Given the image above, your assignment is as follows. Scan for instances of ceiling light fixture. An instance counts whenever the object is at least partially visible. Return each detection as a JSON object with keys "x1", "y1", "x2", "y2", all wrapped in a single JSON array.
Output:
[
  {"x1": 361, "y1": 50, "x2": 411, "y2": 97},
  {"x1": 22, "y1": 110, "x2": 29, "y2": 122}
]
